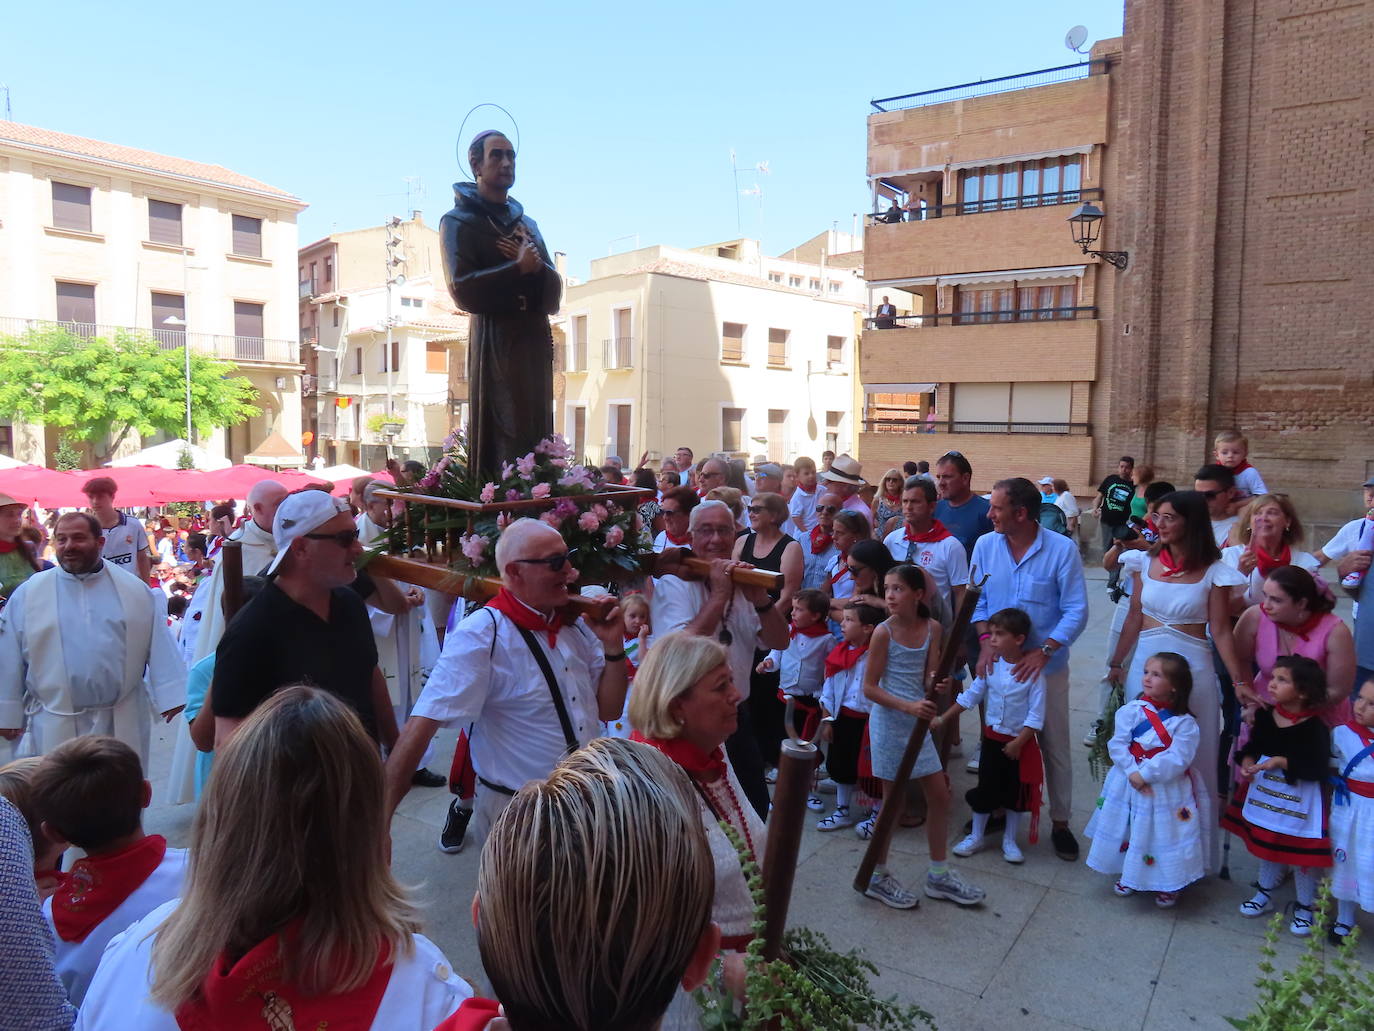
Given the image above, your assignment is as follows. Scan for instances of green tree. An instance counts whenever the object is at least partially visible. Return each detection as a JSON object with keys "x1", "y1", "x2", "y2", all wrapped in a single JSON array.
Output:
[{"x1": 0, "y1": 326, "x2": 261, "y2": 456}]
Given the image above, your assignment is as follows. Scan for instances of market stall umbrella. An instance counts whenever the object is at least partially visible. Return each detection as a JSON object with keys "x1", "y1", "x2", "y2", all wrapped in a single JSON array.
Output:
[
  {"x1": 78, "y1": 465, "x2": 192, "y2": 506},
  {"x1": 327, "y1": 469, "x2": 394, "y2": 497},
  {"x1": 192, "y1": 464, "x2": 329, "y2": 500},
  {"x1": 0, "y1": 452, "x2": 24, "y2": 470},
  {"x1": 0, "y1": 465, "x2": 83, "y2": 508},
  {"x1": 108, "y1": 438, "x2": 233, "y2": 471}
]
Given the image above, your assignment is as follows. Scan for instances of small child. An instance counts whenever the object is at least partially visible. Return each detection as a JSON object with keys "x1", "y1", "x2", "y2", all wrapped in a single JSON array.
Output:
[
  {"x1": 0, "y1": 756, "x2": 65, "y2": 898},
  {"x1": 1084, "y1": 652, "x2": 1206, "y2": 906},
  {"x1": 1221, "y1": 656, "x2": 1332, "y2": 936},
  {"x1": 1328, "y1": 676, "x2": 1374, "y2": 945},
  {"x1": 30, "y1": 735, "x2": 188, "y2": 1005},
  {"x1": 606, "y1": 594, "x2": 650, "y2": 738},
  {"x1": 861, "y1": 564, "x2": 985, "y2": 910},
  {"x1": 815, "y1": 602, "x2": 884, "y2": 831},
  {"x1": 1215, "y1": 429, "x2": 1268, "y2": 504},
  {"x1": 758, "y1": 589, "x2": 833, "y2": 803},
  {"x1": 937, "y1": 607, "x2": 1045, "y2": 864}
]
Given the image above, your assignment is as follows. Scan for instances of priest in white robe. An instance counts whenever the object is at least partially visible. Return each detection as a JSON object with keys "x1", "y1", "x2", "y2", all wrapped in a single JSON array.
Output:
[{"x1": 0, "y1": 513, "x2": 185, "y2": 766}]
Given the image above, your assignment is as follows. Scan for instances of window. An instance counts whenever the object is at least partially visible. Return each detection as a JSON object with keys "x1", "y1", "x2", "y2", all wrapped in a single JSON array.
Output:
[
  {"x1": 955, "y1": 282, "x2": 1078, "y2": 324},
  {"x1": 400, "y1": 296, "x2": 423, "y2": 308},
  {"x1": 56, "y1": 281, "x2": 95, "y2": 328},
  {"x1": 567, "y1": 404, "x2": 587, "y2": 459},
  {"x1": 809, "y1": 278, "x2": 820, "y2": 291},
  {"x1": 958, "y1": 156, "x2": 1084, "y2": 212},
  {"x1": 231, "y1": 214, "x2": 263, "y2": 257},
  {"x1": 233, "y1": 301, "x2": 265, "y2": 360},
  {"x1": 825, "y1": 412, "x2": 842, "y2": 455},
  {"x1": 569, "y1": 315, "x2": 588, "y2": 371},
  {"x1": 151, "y1": 292, "x2": 186, "y2": 347},
  {"x1": 767, "y1": 272, "x2": 782, "y2": 284},
  {"x1": 787, "y1": 275, "x2": 802, "y2": 288},
  {"x1": 309, "y1": 262, "x2": 318, "y2": 289},
  {"x1": 721, "y1": 407, "x2": 745, "y2": 453},
  {"x1": 866, "y1": 392, "x2": 924, "y2": 430},
  {"x1": 828, "y1": 281, "x2": 842, "y2": 294},
  {"x1": 332, "y1": 306, "x2": 340, "y2": 327},
  {"x1": 605, "y1": 307, "x2": 632, "y2": 368},
  {"x1": 721, "y1": 321, "x2": 746, "y2": 363},
  {"x1": 379, "y1": 339, "x2": 400, "y2": 373},
  {"x1": 608, "y1": 403, "x2": 632, "y2": 462},
  {"x1": 1011, "y1": 382, "x2": 1072, "y2": 423},
  {"x1": 52, "y1": 182, "x2": 92, "y2": 232},
  {"x1": 767, "y1": 328, "x2": 788, "y2": 367},
  {"x1": 147, "y1": 200, "x2": 183, "y2": 246},
  {"x1": 767, "y1": 409, "x2": 787, "y2": 462},
  {"x1": 324, "y1": 258, "x2": 333, "y2": 285},
  {"x1": 425, "y1": 342, "x2": 448, "y2": 374},
  {"x1": 827, "y1": 335, "x2": 845, "y2": 366},
  {"x1": 951, "y1": 382, "x2": 1071, "y2": 427},
  {"x1": 353, "y1": 347, "x2": 363, "y2": 376}
]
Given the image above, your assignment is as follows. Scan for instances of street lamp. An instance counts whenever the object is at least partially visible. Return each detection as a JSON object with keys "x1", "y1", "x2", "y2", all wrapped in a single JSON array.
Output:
[
  {"x1": 1066, "y1": 202, "x2": 1129, "y2": 271},
  {"x1": 162, "y1": 315, "x2": 193, "y2": 445}
]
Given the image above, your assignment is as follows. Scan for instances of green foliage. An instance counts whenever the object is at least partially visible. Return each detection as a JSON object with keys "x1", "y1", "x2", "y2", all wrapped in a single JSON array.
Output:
[
  {"x1": 694, "y1": 823, "x2": 936, "y2": 1031},
  {"x1": 1226, "y1": 881, "x2": 1373, "y2": 1030},
  {"x1": 366, "y1": 412, "x2": 406, "y2": 435},
  {"x1": 0, "y1": 326, "x2": 259, "y2": 453},
  {"x1": 52, "y1": 435, "x2": 82, "y2": 471},
  {"x1": 175, "y1": 444, "x2": 196, "y2": 470},
  {"x1": 1088, "y1": 677, "x2": 1125, "y2": 781}
]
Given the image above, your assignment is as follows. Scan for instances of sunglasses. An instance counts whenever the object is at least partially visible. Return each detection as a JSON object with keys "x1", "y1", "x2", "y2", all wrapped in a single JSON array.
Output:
[
  {"x1": 747, "y1": 505, "x2": 770, "y2": 515},
  {"x1": 816, "y1": 505, "x2": 839, "y2": 513},
  {"x1": 846, "y1": 564, "x2": 867, "y2": 575},
  {"x1": 303, "y1": 528, "x2": 361, "y2": 547},
  {"x1": 661, "y1": 507, "x2": 685, "y2": 517},
  {"x1": 514, "y1": 550, "x2": 576, "y2": 572},
  {"x1": 1198, "y1": 489, "x2": 1225, "y2": 499}
]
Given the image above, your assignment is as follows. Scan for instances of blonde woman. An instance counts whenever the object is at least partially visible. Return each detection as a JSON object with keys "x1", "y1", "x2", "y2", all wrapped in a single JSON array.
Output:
[
  {"x1": 871, "y1": 468, "x2": 904, "y2": 534},
  {"x1": 705, "y1": 486, "x2": 745, "y2": 531},
  {"x1": 77, "y1": 686, "x2": 469, "y2": 1029},
  {"x1": 441, "y1": 737, "x2": 718, "y2": 1030},
  {"x1": 1221, "y1": 493, "x2": 1321, "y2": 609}
]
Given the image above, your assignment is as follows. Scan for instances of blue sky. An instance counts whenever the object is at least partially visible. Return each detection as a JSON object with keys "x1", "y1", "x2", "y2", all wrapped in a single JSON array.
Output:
[{"x1": 4, "y1": 0, "x2": 1122, "y2": 279}]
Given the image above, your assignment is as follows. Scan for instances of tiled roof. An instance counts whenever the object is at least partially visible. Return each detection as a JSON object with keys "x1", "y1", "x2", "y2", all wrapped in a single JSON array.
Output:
[{"x1": 0, "y1": 120, "x2": 303, "y2": 204}]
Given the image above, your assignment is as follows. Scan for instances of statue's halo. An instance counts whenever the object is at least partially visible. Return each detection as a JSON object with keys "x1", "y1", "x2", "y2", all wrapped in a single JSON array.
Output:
[{"x1": 455, "y1": 104, "x2": 522, "y2": 182}]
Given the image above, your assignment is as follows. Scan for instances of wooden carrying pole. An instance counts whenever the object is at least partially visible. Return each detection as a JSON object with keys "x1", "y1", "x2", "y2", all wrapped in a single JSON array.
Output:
[
  {"x1": 760, "y1": 736, "x2": 818, "y2": 961},
  {"x1": 220, "y1": 540, "x2": 245, "y2": 623},
  {"x1": 852, "y1": 569, "x2": 988, "y2": 893}
]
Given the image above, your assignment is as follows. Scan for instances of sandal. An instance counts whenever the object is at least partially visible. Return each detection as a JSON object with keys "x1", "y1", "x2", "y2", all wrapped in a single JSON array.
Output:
[
  {"x1": 1288, "y1": 903, "x2": 1315, "y2": 938},
  {"x1": 1112, "y1": 881, "x2": 1135, "y2": 897},
  {"x1": 806, "y1": 794, "x2": 825, "y2": 811},
  {"x1": 1239, "y1": 884, "x2": 1274, "y2": 918},
  {"x1": 1328, "y1": 921, "x2": 1354, "y2": 947},
  {"x1": 1155, "y1": 891, "x2": 1178, "y2": 909}
]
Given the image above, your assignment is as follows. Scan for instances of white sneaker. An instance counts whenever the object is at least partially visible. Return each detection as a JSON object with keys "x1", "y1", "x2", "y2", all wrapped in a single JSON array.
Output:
[
  {"x1": 1002, "y1": 840, "x2": 1025, "y2": 864},
  {"x1": 817, "y1": 806, "x2": 856, "y2": 831},
  {"x1": 925, "y1": 867, "x2": 986, "y2": 906},
  {"x1": 1082, "y1": 720, "x2": 1102, "y2": 747},
  {"x1": 855, "y1": 814, "x2": 877, "y2": 840},
  {"x1": 952, "y1": 834, "x2": 983, "y2": 857},
  {"x1": 966, "y1": 756, "x2": 980, "y2": 774},
  {"x1": 865, "y1": 872, "x2": 920, "y2": 909}
]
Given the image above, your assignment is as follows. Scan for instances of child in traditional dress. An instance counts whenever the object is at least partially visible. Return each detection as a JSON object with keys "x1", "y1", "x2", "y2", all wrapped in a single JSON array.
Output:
[
  {"x1": 1329, "y1": 677, "x2": 1374, "y2": 945},
  {"x1": 938, "y1": 607, "x2": 1045, "y2": 864},
  {"x1": 1221, "y1": 655, "x2": 1333, "y2": 936},
  {"x1": 860, "y1": 564, "x2": 986, "y2": 910},
  {"x1": 605, "y1": 594, "x2": 650, "y2": 738},
  {"x1": 1084, "y1": 652, "x2": 1206, "y2": 906},
  {"x1": 758, "y1": 588, "x2": 832, "y2": 806},
  {"x1": 30, "y1": 735, "x2": 188, "y2": 1005},
  {"x1": 816, "y1": 602, "x2": 884, "y2": 831}
]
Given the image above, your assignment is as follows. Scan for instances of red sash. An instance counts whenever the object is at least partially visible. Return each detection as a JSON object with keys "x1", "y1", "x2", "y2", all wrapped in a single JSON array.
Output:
[
  {"x1": 824, "y1": 642, "x2": 867, "y2": 680},
  {"x1": 779, "y1": 690, "x2": 823, "y2": 742},
  {"x1": 51, "y1": 835, "x2": 167, "y2": 944},
  {"x1": 174, "y1": 930, "x2": 393, "y2": 1031},
  {"x1": 434, "y1": 997, "x2": 503, "y2": 1030},
  {"x1": 486, "y1": 588, "x2": 563, "y2": 648},
  {"x1": 448, "y1": 728, "x2": 477, "y2": 800},
  {"x1": 1281, "y1": 611, "x2": 1326, "y2": 643},
  {"x1": 981, "y1": 727, "x2": 1044, "y2": 843},
  {"x1": 904, "y1": 519, "x2": 953, "y2": 544},
  {"x1": 1232, "y1": 460, "x2": 1254, "y2": 474},
  {"x1": 1128, "y1": 703, "x2": 1172, "y2": 761}
]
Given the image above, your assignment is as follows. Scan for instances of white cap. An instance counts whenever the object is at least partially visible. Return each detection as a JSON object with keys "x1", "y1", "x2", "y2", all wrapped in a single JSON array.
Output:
[
  {"x1": 1037, "y1": 476, "x2": 1055, "y2": 486},
  {"x1": 266, "y1": 490, "x2": 352, "y2": 574}
]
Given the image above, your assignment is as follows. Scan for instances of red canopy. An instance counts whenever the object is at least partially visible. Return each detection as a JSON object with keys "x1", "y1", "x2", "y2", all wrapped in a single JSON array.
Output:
[
  {"x1": 329, "y1": 470, "x2": 395, "y2": 497},
  {"x1": 0, "y1": 464, "x2": 333, "y2": 508},
  {"x1": 0, "y1": 466, "x2": 82, "y2": 507}
]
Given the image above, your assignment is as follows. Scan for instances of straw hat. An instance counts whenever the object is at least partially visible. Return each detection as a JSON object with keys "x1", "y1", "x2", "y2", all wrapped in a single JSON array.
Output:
[{"x1": 819, "y1": 454, "x2": 866, "y2": 487}]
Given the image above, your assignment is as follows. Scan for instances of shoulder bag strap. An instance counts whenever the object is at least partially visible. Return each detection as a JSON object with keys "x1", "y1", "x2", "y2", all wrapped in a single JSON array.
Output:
[{"x1": 512, "y1": 624, "x2": 578, "y2": 753}]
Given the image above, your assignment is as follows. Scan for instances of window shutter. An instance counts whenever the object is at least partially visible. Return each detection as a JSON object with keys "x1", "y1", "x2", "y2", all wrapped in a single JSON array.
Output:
[
  {"x1": 148, "y1": 200, "x2": 183, "y2": 245},
  {"x1": 56, "y1": 282, "x2": 96, "y2": 324},
  {"x1": 52, "y1": 183, "x2": 92, "y2": 232},
  {"x1": 231, "y1": 214, "x2": 263, "y2": 257}
]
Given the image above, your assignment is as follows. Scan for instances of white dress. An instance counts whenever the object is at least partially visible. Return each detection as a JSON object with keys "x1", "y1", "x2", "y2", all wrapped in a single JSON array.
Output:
[
  {"x1": 1085, "y1": 700, "x2": 1207, "y2": 892},
  {"x1": 1331, "y1": 723, "x2": 1374, "y2": 912}
]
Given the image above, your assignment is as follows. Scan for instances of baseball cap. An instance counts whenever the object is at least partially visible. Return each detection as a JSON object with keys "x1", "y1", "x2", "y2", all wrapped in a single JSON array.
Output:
[
  {"x1": 0, "y1": 492, "x2": 22, "y2": 508},
  {"x1": 1364, "y1": 476, "x2": 1374, "y2": 488},
  {"x1": 755, "y1": 462, "x2": 783, "y2": 480},
  {"x1": 266, "y1": 490, "x2": 352, "y2": 574},
  {"x1": 1037, "y1": 476, "x2": 1055, "y2": 486}
]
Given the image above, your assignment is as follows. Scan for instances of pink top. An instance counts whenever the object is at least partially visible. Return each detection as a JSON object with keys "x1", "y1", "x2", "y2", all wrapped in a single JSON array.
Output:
[{"x1": 1253, "y1": 610, "x2": 1351, "y2": 728}]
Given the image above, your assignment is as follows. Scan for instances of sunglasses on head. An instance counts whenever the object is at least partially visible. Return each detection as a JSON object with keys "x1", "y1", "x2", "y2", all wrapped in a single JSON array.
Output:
[
  {"x1": 303, "y1": 528, "x2": 360, "y2": 547},
  {"x1": 514, "y1": 550, "x2": 576, "y2": 572}
]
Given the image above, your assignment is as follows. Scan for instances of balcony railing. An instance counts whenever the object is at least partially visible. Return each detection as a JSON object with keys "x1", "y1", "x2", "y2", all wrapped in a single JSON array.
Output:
[
  {"x1": 867, "y1": 187, "x2": 1101, "y2": 226},
  {"x1": 602, "y1": 336, "x2": 633, "y2": 370},
  {"x1": 864, "y1": 418, "x2": 1090, "y2": 435},
  {"x1": 865, "y1": 306, "x2": 1096, "y2": 330},
  {"x1": 871, "y1": 60, "x2": 1105, "y2": 112},
  {"x1": 721, "y1": 341, "x2": 745, "y2": 363},
  {"x1": 0, "y1": 316, "x2": 300, "y2": 365},
  {"x1": 299, "y1": 278, "x2": 318, "y2": 300}
]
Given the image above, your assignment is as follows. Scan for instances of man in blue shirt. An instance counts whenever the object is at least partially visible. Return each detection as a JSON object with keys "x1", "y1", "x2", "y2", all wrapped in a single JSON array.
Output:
[
  {"x1": 971, "y1": 477, "x2": 1088, "y2": 861},
  {"x1": 933, "y1": 452, "x2": 993, "y2": 560}
]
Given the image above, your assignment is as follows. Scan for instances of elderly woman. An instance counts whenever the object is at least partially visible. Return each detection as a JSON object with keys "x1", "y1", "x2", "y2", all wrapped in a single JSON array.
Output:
[
  {"x1": 78, "y1": 686, "x2": 470, "y2": 1029},
  {"x1": 0, "y1": 495, "x2": 42, "y2": 604},
  {"x1": 871, "y1": 468, "x2": 905, "y2": 535},
  {"x1": 1221, "y1": 493, "x2": 1321, "y2": 610}
]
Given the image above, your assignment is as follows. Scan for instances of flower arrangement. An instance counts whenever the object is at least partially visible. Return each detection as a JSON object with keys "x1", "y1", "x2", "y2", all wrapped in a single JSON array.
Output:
[{"x1": 383, "y1": 430, "x2": 643, "y2": 585}]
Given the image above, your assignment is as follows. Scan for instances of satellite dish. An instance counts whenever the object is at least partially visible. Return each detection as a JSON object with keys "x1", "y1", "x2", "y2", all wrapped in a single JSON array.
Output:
[{"x1": 1065, "y1": 25, "x2": 1089, "y2": 53}]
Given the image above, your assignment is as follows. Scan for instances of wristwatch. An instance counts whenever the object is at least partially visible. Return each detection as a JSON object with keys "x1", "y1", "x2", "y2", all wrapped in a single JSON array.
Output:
[{"x1": 1040, "y1": 642, "x2": 1056, "y2": 658}]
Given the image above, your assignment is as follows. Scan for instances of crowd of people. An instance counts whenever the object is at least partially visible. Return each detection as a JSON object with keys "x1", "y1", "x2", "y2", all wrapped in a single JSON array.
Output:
[{"x1": 0, "y1": 429, "x2": 1371, "y2": 1029}]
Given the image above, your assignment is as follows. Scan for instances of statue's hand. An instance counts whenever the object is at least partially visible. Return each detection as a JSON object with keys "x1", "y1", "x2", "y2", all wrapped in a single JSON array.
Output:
[
  {"x1": 515, "y1": 240, "x2": 542, "y2": 275},
  {"x1": 496, "y1": 237, "x2": 520, "y2": 260}
]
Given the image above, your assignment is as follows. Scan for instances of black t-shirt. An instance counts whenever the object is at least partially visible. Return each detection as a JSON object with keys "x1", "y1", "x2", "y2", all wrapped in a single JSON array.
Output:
[
  {"x1": 1096, "y1": 475, "x2": 1135, "y2": 526},
  {"x1": 211, "y1": 580, "x2": 381, "y2": 738}
]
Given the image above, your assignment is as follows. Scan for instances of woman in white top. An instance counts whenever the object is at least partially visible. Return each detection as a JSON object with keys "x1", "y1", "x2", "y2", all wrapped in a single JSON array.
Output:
[
  {"x1": 1106, "y1": 490, "x2": 1252, "y2": 873},
  {"x1": 1220, "y1": 493, "x2": 1321, "y2": 610},
  {"x1": 78, "y1": 686, "x2": 469, "y2": 1030},
  {"x1": 1052, "y1": 479, "x2": 1081, "y2": 536}
]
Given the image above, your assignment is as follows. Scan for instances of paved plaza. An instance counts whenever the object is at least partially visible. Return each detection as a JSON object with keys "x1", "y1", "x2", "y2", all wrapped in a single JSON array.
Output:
[{"x1": 142, "y1": 562, "x2": 1370, "y2": 1031}]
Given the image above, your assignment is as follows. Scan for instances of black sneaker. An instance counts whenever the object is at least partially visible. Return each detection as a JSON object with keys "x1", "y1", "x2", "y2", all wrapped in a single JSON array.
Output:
[
  {"x1": 439, "y1": 798, "x2": 473, "y2": 854},
  {"x1": 411, "y1": 767, "x2": 447, "y2": 788},
  {"x1": 1051, "y1": 826, "x2": 1080, "y2": 862}
]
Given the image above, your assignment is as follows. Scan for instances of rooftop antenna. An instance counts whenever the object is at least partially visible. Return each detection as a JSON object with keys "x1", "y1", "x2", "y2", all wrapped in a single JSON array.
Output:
[
  {"x1": 0, "y1": 84, "x2": 11, "y2": 121},
  {"x1": 1065, "y1": 25, "x2": 1089, "y2": 55}
]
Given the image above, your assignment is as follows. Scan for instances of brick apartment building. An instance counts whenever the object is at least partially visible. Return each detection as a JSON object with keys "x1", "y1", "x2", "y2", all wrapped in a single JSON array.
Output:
[{"x1": 860, "y1": 0, "x2": 1372, "y2": 521}]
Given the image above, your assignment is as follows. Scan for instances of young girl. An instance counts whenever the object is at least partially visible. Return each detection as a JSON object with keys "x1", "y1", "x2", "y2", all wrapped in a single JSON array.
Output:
[
  {"x1": 936, "y1": 607, "x2": 1044, "y2": 864},
  {"x1": 1221, "y1": 656, "x2": 1333, "y2": 936},
  {"x1": 1329, "y1": 677, "x2": 1374, "y2": 945},
  {"x1": 605, "y1": 594, "x2": 650, "y2": 738},
  {"x1": 1084, "y1": 652, "x2": 1206, "y2": 907},
  {"x1": 816, "y1": 602, "x2": 883, "y2": 831},
  {"x1": 861, "y1": 564, "x2": 985, "y2": 910}
]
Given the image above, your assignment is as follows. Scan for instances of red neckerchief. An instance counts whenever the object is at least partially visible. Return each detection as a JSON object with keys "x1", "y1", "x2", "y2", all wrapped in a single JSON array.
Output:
[
  {"x1": 1278, "y1": 610, "x2": 1326, "y2": 642},
  {"x1": 664, "y1": 528, "x2": 691, "y2": 547},
  {"x1": 824, "y1": 642, "x2": 867, "y2": 680},
  {"x1": 904, "y1": 519, "x2": 953, "y2": 544},
  {"x1": 175, "y1": 927, "x2": 393, "y2": 1031},
  {"x1": 796, "y1": 483, "x2": 815, "y2": 496},
  {"x1": 51, "y1": 835, "x2": 167, "y2": 943},
  {"x1": 882, "y1": 493, "x2": 900, "y2": 508},
  {"x1": 1252, "y1": 540, "x2": 1291, "y2": 579},
  {"x1": 486, "y1": 588, "x2": 563, "y2": 648},
  {"x1": 1157, "y1": 546, "x2": 1192, "y2": 577},
  {"x1": 631, "y1": 731, "x2": 728, "y2": 780},
  {"x1": 809, "y1": 525, "x2": 834, "y2": 554},
  {"x1": 434, "y1": 998, "x2": 503, "y2": 1031},
  {"x1": 1232, "y1": 460, "x2": 1254, "y2": 474},
  {"x1": 1276, "y1": 703, "x2": 1321, "y2": 723},
  {"x1": 0, "y1": 539, "x2": 17, "y2": 554},
  {"x1": 791, "y1": 621, "x2": 831, "y2": 639},
  {"x1": 1346, "y1": 721, "x2": 1374, "y2": 747}
]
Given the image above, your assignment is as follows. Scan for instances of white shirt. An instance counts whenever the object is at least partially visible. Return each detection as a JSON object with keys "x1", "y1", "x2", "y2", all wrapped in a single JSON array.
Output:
[
  {"x1": 98, "y1": 513, "x2": 147, "y2": 571},
  {"x1": 414, "y1": 606, "x2": 606, "y2": 792},
  {"x1": 1220, "y1": 545, "x2": 1321, "y2": 606},
  {"x1": 765, "y1": 631, "x2": 831, "y2": 698},
  {"x1": 824, "y1": 552, "x2": 854, "y2": 600},
  {"x1": 881, "y1": 527, "x2": 970, "y2": 605},
  {"x1": 1234, "y1": 466, "x2": 1268, "y2": 498},
  {"x1": 955, "y1": 658, "x2": 1045, "y2": 737},
  {"x1": 651, "y1": 576, "x2": 763, "y2": 694},
  {"x1": 1323, "y1": 517, "x2": 1374, "y2": 562},
  {"x1": 820, "y1": 652, "x2": 870, "y2": 715},
  {"x1": 788, "y1": 487, "x2": 819, "y2": 532},
  {"x1": 1212, "y1": 516, "x2": 1239, "y2": 548},
  {"x1": 1055, "y1": 493, "x2": 1081, "y2": 520}
]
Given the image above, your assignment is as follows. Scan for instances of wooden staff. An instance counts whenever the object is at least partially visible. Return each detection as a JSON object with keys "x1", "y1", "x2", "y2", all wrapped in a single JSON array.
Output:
[
  {"x1": 220, "y1": 540, "x2": 245, "y2": 623},
  {"x1": 761, "y1": 732, "x2": 820, "y2": 961},
  {"x1": 852, "y1": 568, "x2": 989, "y2": 893}
]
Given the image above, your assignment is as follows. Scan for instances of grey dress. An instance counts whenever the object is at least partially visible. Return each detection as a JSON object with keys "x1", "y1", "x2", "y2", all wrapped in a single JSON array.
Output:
[{"x1": 869, "y1": 626, "x2": 943, "y2": 781}]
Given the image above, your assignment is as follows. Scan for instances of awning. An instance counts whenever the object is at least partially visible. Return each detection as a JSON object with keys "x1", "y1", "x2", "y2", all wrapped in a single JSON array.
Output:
[
  {"x1": 865, "y1": 382, "x2": 936, "y2": 393},
  {"x1": 868, "y1": 264, "x2": 1085, "y2": 289},
  {"x1": 871, "y1": 145, "x2": 1096, "y2": 186}
]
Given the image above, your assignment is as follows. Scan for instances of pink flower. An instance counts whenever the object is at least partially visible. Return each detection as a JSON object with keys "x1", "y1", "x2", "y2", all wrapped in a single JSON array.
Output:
[
  {"x1": 506, "y1": 489, "x2": 522, "y2": 501},
  {"x1": 592, "y1": 504, "x2": 609, "y2": 521},
  {"x1": 559, "y1": 467, "x2": 594, "y2": 490},
  {"x1": 443, "y1": 430, "x2": 462, "y2": 451},
  {"x1": 501, "y1": 462, "x2": 515, "y2": 480},
  {"x1": 531, "y1": 482, "x2": 551, "y2": 499},
  {"x1": 603, "y1": 525, "x2": 624, "y2": 549},
  {"x1": 496, "y1": 512, "x2": 511, "y2": 529},
  {"x1": 479, "y1": 482, "x2": 497, "y2": 503},
  {"x1": 553, "y1": 498, "x2": 579, "y2": 520},
  {"x1": 550, "y1": 457, "x2": 568, "y2": 468},
  {"x1": 418, "y1": 471, "x2": 439, "y2": 489},
  {"x1": 536, "y1": 434, "x2": 570, "y2": 459},
  {"x1": 459, "y1": 533, "x2": 488, "y2": 563},
  {"x1": 516, "y1": 453, "x2": 537, "y2": 477},
  {"x1": 578, "y1": 511, "x2": 600, "y2": 532},
  {"x1": 541, "y1": 511, "x2": 562, "y2": 526}
]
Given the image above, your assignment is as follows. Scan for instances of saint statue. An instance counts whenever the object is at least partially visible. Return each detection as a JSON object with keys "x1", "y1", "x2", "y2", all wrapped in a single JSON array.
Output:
[{"x1": 440, "y1": 130, "x2": 561, "y2": 476}]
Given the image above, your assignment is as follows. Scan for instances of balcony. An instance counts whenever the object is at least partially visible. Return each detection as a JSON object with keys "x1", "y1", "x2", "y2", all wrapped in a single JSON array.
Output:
[
  {"x1": 602, "y1": 337, "x2": 633, "y2": 370},
  {"x1": 861, "y1": 310, "x2": 1099, "y2": 382},
  {"x1": 871, "y1": 60, "x2": 1103, "y2": 113},
  {"x1": 866, "y1": 187, "x2": 1101, "y2": 227},
  {"x1": 859, "y1": 426, "x2": 1094, "y2": 496},
  {"x1": 0, "y1": 316, "x2": 302, "y2": 368},
  {"x1": 299, "y1": 278, "x2": 318, "y2": 300},
  {"x1": 862, "y1": 418, "x2": 1088, "y2": 435}
]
